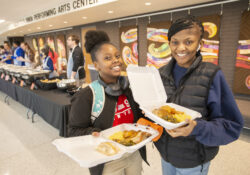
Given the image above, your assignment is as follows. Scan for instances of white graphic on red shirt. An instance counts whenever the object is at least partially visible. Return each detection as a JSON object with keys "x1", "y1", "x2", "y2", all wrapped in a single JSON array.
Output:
[{"x1": 112, "y1": 95, "x2": 134, "y2": 127}]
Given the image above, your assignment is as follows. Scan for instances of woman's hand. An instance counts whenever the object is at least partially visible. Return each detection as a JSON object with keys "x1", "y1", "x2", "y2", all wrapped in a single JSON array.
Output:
[
  {"x1": 17, "y1": 57, "x2": 24, "y2": 61},
  {"x1": 166, "y1": 119, "x2": 197, "y2": 138},
  {"x1": 92, "y1": 132, "x2": 100, "y2": 137}
]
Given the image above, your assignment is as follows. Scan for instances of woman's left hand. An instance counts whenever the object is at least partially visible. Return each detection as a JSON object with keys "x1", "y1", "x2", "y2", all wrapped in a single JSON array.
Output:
[{"x1": 166, "y1": 119, "x2": 197, "y2": 138}]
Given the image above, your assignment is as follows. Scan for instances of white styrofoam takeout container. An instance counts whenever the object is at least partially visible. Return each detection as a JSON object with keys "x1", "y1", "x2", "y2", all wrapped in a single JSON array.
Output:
[
  {"x1": 53, "y1": 123, "x2": 158, "y2": 168},
  {"x1": 53, "y1": 135, "x2": 126, "y2": 168},
  {"x1": 126, "y1": 65, "x2": 202, "y2": 130}
]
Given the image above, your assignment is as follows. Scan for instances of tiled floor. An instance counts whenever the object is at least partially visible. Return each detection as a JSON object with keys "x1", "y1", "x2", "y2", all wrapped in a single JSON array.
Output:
[{"x1": 0, "y1": 91, "x2": 249, "y2": 175}]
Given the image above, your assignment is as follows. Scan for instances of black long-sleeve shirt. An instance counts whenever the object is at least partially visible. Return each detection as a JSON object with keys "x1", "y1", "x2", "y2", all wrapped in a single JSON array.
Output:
[{"x1": 72, "y1": 46, "x2": 85, "y2": 79}]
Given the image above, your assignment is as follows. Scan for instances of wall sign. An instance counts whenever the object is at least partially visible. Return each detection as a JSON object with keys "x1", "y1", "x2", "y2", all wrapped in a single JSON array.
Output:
[{"x1": 24, "y1": 0, "x2": 117, "y2": 23}]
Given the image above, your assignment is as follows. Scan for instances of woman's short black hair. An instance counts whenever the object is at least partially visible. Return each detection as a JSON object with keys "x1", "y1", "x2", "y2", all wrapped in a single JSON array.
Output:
[
  {"x1": 13, "y1": 40, "x2": 20, "y2": 46},
  {"x1": 168, "y1": 15, "x2": 204, "y2": 41},
  {"x1": 84, "y1": 30, "x2": 110, "y2": 62},
  {"x1": 41, "y1": 45, "x2": 49, "y2": 57}
]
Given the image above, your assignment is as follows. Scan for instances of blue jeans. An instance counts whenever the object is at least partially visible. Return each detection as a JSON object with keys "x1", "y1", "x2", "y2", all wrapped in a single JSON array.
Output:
[{"x1": 161, "y1": 158, "x2": 210, "y2": 175}]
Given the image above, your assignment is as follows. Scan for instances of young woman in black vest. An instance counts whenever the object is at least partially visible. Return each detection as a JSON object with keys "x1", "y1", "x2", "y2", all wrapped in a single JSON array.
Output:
[
  {"x1": 155, "y1": 15, "x2": 243, "y2": 175},
  {"x1": 67, "y1": 30, "x2": 148, "y2": 175}
]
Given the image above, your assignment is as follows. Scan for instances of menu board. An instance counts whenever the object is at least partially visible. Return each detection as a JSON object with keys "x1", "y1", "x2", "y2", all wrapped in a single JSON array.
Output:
[
  {"x1": 120, "y1": 25, "x2": 138, "y2": 69},
  {"x1": 233, "y1": 11, "x2": 250, "y2": 95},
  {"x1": 147, "y1": 21, "x2": 172, "y2": 68}
]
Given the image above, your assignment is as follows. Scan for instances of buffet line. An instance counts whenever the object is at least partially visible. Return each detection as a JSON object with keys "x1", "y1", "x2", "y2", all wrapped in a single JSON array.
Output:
[{"x1": 0, "y1": 63, "x2": 80, "y2": 95}]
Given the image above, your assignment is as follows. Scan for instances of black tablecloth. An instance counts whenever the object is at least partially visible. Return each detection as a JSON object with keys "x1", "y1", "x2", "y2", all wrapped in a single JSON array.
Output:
[
  {"x1": 0, "y1": 78, "x2": 71, "y2": 137},
  {"x1": 0, "y1": 79, "x2": 17, "y2": 100}
]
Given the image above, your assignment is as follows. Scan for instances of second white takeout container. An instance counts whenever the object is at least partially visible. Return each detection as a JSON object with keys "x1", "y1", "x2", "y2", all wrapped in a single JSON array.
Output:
[
  {"x1": 53, "y1": 123, "x2": 158, "y2": 168},
  {"x1": 126, "y1": 65, "x2": 202, "y2": 130}
]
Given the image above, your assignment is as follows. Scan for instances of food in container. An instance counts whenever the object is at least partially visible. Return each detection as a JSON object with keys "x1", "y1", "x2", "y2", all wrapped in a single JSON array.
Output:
[
  {"x1": 53, "y1": 124, "x2": 158, "y2": 168},
  {"x1": 36, "y1": 78, "x2": 60, "y2": 90},
  {"x1": 96, "y1": 142, "x2": 120, "y2": 156},
  {"x1": 126, "y1": 65, "x2": 202, "y2": 130},
  {"x1": 40, "y1": 79, "x2": 60, "y2": 83},
  {"x1": 152, "y1": 105, "x2": 191, "y2": 123},
  {"x1": 101, "y1": 124, "x2": 158, "y2": 153},
  {"x1": 109, "y1": 130, "x2": 152, "y2": 146}
]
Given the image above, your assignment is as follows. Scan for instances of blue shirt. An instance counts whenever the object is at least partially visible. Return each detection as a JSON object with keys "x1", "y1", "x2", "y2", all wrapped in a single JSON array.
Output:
[
  {"x1": 43, "y1": 56, "x2": 54, "y2": 71},
  {"x1": 2, "y1": 51, "x2": 12, "y2": 64},
  {"x1": 13, "y1": 47, "x2": 25, "y2": 66},
  {"x1": 172, "y1": 63, "x2": 243, "y2": 146}
]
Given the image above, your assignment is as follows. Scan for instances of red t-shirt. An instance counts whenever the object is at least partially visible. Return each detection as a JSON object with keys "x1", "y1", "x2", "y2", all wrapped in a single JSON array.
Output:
[
  {"x1": 112, "y1": 94, "x2": 134, "y2": 127},
  {"x1": 48, "y1": 51, "x2": 58, "y2": 70}
]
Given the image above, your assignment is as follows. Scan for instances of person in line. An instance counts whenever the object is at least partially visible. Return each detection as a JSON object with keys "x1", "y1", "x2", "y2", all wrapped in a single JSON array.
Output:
[
  {"x1": 0, "y1": 41, "x2": 13, "y2": 64},
  {"x1": 46, "y1": 45, "x2": 58, "y2": 71},
  {"x1": 67, "y1": 30, "x2": 148, "y2": 175},
  {"x1": 17, "y1": 42, "x2": 35, "y2": 68},
  {"x1": 40, "y1": 46, "x2": 57, "y2": 78},
  {"x1": 12, "y1": 41, "x2": 25, "y2": 66},
  {"x1": 66, "y1": 34, "x2": 85, "y2": 85},
  {"x1": 154, "y1": 15, "x2": 243, "y2": 175},
  {"x1": 0, "y1": 45, "x2": 4, "y2": 58}
]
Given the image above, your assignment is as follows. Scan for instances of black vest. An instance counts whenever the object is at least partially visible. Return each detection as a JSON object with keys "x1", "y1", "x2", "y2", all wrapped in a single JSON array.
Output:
[{"x1": 154, "y1": 55, "x2": 220, "y2": 168}]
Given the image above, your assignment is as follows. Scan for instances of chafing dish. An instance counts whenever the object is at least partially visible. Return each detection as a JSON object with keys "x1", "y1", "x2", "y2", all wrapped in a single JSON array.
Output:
[
  {"x1": 21, "y1": 70, "x2": 51, "y2": 86},
  {"x1": 57, "y1": 79, "x2": 76, "y2": 90}
]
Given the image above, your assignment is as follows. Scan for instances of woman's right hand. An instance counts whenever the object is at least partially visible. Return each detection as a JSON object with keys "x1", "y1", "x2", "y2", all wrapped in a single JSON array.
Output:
[{"x1": 92, "y1": 132, "x2": 100, "y2": 137}]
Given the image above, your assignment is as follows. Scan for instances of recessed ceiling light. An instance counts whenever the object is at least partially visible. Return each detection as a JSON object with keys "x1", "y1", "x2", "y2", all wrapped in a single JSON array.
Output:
[
  {"x1": 0, "y1": 19, "x2": 5, "y2": 24},
  {"x1": 49, "y1": 24, "x2": 53, "y2": 27},
  {"x1": 82, "y1": 16, "x2": 87, "y2": 19},
  {"x1": 64, "y1": 21, "x2": 68, "y2": 24},
  {"x1": 145, "y1": 2, "x2": 151, "y2": 6},
  {"x1": 37, "y1": 27, "x2": 41, "y2": 29},
  {"x1": 108, "y1": 10, "x2": 114, "y2": 14}
]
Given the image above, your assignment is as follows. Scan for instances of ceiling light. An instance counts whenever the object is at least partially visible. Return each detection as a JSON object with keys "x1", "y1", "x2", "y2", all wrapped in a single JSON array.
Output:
[
  {"x1": 0, "y1": 19, "x2": 5, "y2": 24},
  {"x1": 145, "y1": 2, "x2": 151, "y2": 6},
  {"x1": 64, "y1": 21, "x2": 68, "y2": 24},
  {"x1": 108, "y1": 10, "x2": 114, "y2": 14},
  {"x1": 37, "y1": 27, "x2": 41, "y2": 29},
  {"x1": 82, "y1": 16, "x2": 87, "y2": 19},
  {"x1": 49, "y1": 24, "x2": 53, "y2": 27}
]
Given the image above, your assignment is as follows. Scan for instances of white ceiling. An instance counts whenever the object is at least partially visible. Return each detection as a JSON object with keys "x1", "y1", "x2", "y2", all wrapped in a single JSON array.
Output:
[{"x1": 0, "y1": 0, "x2": 216, "y2": 38}]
